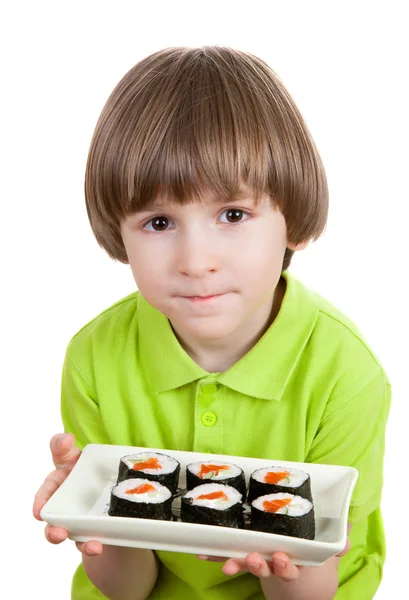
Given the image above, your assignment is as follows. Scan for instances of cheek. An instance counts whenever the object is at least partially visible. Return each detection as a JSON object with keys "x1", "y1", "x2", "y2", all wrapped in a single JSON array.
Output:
[
  {"x1": 241, "y1": 238, "x2": 285, "y2": 276},
  {"x1": 128, "y1": 247, "x2": 169, "y2": 291}
]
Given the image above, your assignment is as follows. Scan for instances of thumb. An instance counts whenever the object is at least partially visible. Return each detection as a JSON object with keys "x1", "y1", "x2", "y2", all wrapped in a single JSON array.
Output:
[{"x1": 50, "y1": 433, "x2": 81, "y2": 470}]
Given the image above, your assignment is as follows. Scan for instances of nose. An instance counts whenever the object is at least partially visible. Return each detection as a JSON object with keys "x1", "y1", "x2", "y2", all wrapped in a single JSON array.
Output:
[{"x1": 175, "y1": 229, "x2": 220, "y2": 278}]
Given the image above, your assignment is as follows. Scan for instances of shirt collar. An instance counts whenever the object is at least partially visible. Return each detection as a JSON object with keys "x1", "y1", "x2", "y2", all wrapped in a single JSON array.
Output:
[{"x1": 138, "y1": 271, "x2": 318, "y2": 401}]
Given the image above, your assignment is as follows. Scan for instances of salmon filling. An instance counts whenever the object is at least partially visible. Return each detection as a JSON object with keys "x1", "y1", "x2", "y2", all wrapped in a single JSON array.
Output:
[
  {"x1": 263, "y1": 498, "x2": 293, "y2": 513},
  {"x1": 199, "y1": 464, "x2": 230, "y2": 478},
  {"x1": 264, "y1": 471, "x2": 290, "y2": 484},
  {"x1": 132, "y1": 457, "x2": 162, "y2": 471},
  {"x1": 126, "y1": 483, "x2": 156, "y2": 495},
  {"x1": 197, "y1": 490, "x2": 228, "y2": 501}
]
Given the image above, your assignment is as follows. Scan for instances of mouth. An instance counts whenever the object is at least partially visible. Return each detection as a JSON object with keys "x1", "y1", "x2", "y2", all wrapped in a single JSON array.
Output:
[{"x1": 181, "y1": 293, "x2": 226, "y2": 302}]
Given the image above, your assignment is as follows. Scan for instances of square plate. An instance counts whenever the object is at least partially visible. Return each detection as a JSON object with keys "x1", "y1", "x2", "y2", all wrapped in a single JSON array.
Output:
[{"x1": 41, "y1": 444, "x2": 357, "y2": 566}]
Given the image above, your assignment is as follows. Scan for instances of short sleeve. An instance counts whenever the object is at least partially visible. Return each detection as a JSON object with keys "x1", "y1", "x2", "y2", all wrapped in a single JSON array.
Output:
[
  {"x1": 305, "y1": 369, "x2": 391, "y2": 524},
  {"x1": 60, "y1": 350, "x2": 110, "y2": 451}
]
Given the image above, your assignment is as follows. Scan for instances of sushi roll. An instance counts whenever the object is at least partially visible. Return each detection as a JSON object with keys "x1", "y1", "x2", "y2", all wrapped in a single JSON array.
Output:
[
  {"x1": 186, "y1": 460, "x2": 246, "y2": 497},
  {"x1": 117, "y1": 451, "x2": 180, "y2": 495},
  {"x1": 108, "y1": 478, "x2": 173, "y2": 520},
  {"x1": 251, "y1": 493, "x2": 315, "y2": 539},
  {"x1": 181, "y1": 483, "x2": 244, "y2": 528},
  {"x1": 247, "y1": 466, "x2": 313, "y2": 504}
]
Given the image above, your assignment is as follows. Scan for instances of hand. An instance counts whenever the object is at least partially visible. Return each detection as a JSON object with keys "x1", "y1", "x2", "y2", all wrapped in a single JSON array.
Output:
[
  {"x1": 197, "y1": 525, "x2": 352, "y2": 581},
  {"x1": 33, "y1": 433, "x2": 103, "y2": 557}
]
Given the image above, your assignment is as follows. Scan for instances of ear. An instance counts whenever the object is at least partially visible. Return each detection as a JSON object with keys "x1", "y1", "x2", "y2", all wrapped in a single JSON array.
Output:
[{"x1": 287, "y1": 239, "x2": 310, "y2": 252}]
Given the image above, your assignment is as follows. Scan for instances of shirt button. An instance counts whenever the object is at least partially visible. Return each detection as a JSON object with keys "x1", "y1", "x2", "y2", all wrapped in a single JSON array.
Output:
[
  {"x1": 201, "y1": 383, "x2": 219, "y2": 395},
  {"x1": 201, "y1": 411, "x2": 217, "y2": 427}
]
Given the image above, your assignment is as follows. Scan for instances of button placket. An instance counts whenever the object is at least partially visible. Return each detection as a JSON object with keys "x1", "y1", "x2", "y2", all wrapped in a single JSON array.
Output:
[
  {"x1": 194, "y1": 380, "x2": 223, "y2": 453},
  {"x1": 201, "y1": 383, "x2": 219, "y2": 395},
  {"x1": 198, "y1": 382, "x2": 220, "y2": 408}
]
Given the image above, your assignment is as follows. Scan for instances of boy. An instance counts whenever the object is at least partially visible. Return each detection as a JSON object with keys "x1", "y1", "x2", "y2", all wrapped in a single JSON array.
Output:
[{"x1": 33, "y1": 46, "x2": 391, "y2": 600}]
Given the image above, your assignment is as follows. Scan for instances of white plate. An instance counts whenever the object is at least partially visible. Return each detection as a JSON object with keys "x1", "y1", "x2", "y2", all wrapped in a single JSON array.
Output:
[{"x1": 41, "y1": 444, "x2": 357, "y2": 566}]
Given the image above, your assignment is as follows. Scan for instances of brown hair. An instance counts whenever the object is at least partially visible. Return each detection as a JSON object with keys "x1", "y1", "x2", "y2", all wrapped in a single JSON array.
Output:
[{"x1": 85, "y1": 46, "x2": 328, "y2": 270}]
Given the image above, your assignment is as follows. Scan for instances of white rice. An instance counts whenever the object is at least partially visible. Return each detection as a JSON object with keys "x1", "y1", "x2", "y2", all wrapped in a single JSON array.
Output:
[
  {"x1": 251, "y1": 466, "x2": 309, "y2": 488},
  {"x1": 184, "y1": 483, "x2": 242, "y2": 508},
  {"x1": 121, "y1": 452, "x2": 178, "y2": 475},
  {"x1": 112, "y1": 478, "x2": 171, "y2": 504},
  {"x1": 187, "y1": 460, "x2": 242, "y2": 480},
  {"x1": 252, "y1": 493, "x2": 312, "y2": 516}
]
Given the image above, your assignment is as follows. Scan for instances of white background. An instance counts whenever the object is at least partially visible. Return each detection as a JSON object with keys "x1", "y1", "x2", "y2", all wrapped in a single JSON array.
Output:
[{"x1": 2, "y1": 1, "x2": 407, "y2": 598}]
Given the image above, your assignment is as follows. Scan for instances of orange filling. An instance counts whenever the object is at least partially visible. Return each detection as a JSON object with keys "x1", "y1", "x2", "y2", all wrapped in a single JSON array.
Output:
[
  {"x1": 199, "y1": 464, "x2": 230, "y2": 478},
  {"x1": 126, "y1": 483, "x2": 156, "y2": 495},
  {"x1": 264, "y1": 470, "x2": 290, "y2": 485},
  {"x1": 263, "y1": 498, "x2": 292, "y2": 513},
  {"x1": 197, "y1": 490, "x2": 228, "y2": 501},
  {"x1": 132, "y1": 457, "x2": 161, "y2": 471}
]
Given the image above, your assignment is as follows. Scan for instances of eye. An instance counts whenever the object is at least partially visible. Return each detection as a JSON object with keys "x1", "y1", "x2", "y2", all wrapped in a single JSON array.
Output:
[
  {"x1": 143, "y1": 216, "x2": 172, "y2": 232},
  {"x1": 219, "y1": 208, "x2": 249, "y2": 224}
]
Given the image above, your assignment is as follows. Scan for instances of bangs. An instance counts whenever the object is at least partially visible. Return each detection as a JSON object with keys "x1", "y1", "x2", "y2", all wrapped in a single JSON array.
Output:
[
  {"x1": 85, "y1": 46, "x2": 328, "y2": 263},
  {"x1": 126, "y1": 50, "x2": 273, "y2": 210}
]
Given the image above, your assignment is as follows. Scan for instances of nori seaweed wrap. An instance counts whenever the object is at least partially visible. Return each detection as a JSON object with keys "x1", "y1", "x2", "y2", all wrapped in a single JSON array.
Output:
[
  {"x1": 247, "y1": 466, "x2": 313, "y2": 503},
  {"x1": 186, "y1": 460, "x2": 246, "y2": 497},
  {"x1": 251, "y1": 493, "x2": 315, "y2": 539},
  {"x1": 117, "y1": 451, "x2": 180, "y2": 495},
  {"x1": 181, "y1": 483, "x2": 244, "y2": 528},
  {"x1": 108, "y1": 478, "x2": 173, "y2": 520}
]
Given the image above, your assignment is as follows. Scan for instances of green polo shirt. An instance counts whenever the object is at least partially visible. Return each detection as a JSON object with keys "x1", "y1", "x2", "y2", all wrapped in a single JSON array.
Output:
[{"x1": 61, "y1": 270, "x2": 391, "y2": 600}]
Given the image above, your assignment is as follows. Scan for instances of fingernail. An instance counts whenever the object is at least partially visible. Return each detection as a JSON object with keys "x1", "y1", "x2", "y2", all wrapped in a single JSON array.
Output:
[
  {"x1": 274, "y1": 559, "x2": 286, "y2": 569},
  {"x1": 197, "y1": 555, "x2": 208, "y2": 560},
  {"x1": 248, "y1": 562, "x2": 261, "y2": 569}
]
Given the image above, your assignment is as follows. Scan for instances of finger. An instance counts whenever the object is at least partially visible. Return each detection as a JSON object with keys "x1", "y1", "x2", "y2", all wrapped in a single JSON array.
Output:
[
  {"x1": 75, "y1": 540, "x2": 103, "y2": 556},
  {"x1": 33, "y1": 469, "x2": 69, "y2": 519},
  {"x1": 244, "y1": 553, "x2": 273, "y2": 578},
  {"x1": 222, "y1": 558, "x2": 248, "y2": 576},
  {"x1": 44, "y1": 524, "x2": 69, "y2": 544},
  {"x1": 50, "y1": 433, "x2": 81, "y2": 470},
  {"x1": 271, "y1": 552, "x2": 300, "y2": 581}
]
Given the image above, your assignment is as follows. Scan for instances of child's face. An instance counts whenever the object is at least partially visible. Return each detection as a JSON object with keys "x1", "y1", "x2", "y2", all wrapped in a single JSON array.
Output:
[{"x1": 120, "y1": 186, "x2": 302, "y2": 344}]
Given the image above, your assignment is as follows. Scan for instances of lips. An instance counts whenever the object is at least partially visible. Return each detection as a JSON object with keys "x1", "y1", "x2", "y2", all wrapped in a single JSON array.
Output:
[
  {"x1": 183, "y1": 294, "x2": 223, "y2": 298},
  {"x1": 178, "y1": 293, "x2": 228, "y2": 303}
]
